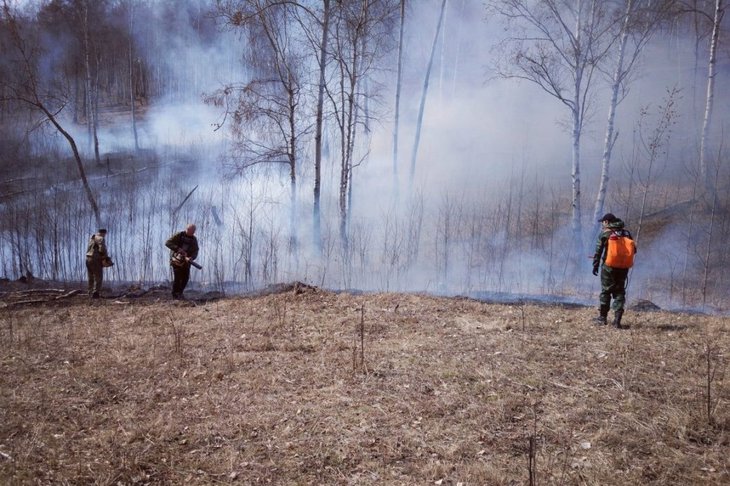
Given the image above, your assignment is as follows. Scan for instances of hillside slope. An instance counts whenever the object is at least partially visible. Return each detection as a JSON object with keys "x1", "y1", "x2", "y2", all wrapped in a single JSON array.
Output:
[{"x1": 0, "y1": 285, "x2": 728, "y2": 484}]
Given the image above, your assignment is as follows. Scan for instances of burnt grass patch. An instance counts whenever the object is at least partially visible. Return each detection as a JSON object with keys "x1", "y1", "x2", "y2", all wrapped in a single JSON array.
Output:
[{"x1": 0, "y1": 285, "x2": 728, "y2": 484}]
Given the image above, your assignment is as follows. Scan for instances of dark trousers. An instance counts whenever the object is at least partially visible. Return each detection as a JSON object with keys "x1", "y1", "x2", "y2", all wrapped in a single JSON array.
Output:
[
  {"x1": 171, "y1": 264, "x2": 191, "y2": 298},
  {"x1": 600, "y1": 266, "x2": 629, "y2": 312},
  {"x1": 86, "y1": 257, "x2": 103, "y2": 296}
]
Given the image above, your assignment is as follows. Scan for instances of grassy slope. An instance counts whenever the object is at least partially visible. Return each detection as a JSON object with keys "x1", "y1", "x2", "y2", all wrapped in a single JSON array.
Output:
[{"x1": 0, "y1": 288, "x2": 728, "y2": 485}]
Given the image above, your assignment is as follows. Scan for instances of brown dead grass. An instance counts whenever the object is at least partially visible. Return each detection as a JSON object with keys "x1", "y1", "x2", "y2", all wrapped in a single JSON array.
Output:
[{"x1": 0, "y1": 285, "x2": 728, "y2": 485}]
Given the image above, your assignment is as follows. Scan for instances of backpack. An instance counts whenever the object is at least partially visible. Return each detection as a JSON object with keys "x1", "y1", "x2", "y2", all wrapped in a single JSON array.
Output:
[
  {"x1": 605, "y1": 231, "x2": 635, "y2": 269},
  {"x1": 87, "y1": 234, "x2": 101, "y2": 257}
]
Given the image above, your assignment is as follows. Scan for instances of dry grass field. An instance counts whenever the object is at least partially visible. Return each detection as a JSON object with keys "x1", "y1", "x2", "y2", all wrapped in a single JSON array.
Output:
[{"x1": 0, "y1": 282, "x2": 728, "y2": 485}]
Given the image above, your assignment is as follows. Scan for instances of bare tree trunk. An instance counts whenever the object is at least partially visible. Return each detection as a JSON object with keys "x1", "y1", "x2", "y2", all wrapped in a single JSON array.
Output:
[
  {"x1": 570, "y1": 2, "x2": 585, "y2": 257},
  {"x1": 493, "y1": 0, "x2": 619, "y2": 265},
  {"x1": 44, "y1": 105, "x2": 101, "y2": 227},
  {"x1": 682, "y1": 170, "x2": 700, "y2": 306},
  {"x1": 392, "y1": 0, "x2": 405, "y2": 198},
  {"x1": 591, "y1": 0, "x2": 633, "y2": 240},
  {"x1": 702, "y1": 162, "x2": 720, "y2": 307},
  {"x1": 699, "y1": 0, "x2": 723, "y2": 201},
  {"x1": 83, "y1": 0, "x2": 94, "y2": 153},
  {"x1": 570, "y1": 105, "x2": 582, "y2": 251},
  {"x1": 335, "y1": 3, "x2": 368, "y2": 254},
  {"x1": 692, "y1": 0, "x2": 702, "y2": 117},
  {"x1": 93, "y1": 51, "x2": 101, "y2": 165},
  {"x1": 313, "y1": 0, "x2": 330, "y2": 253},
  {"x1": 73, "y1": 69, "x2": 81, "y2": 124},
  {"x1": 129, "y1": 0, "x2": 139, "y2": 152},
  {"x1": 438, "y1": 0, "x2": 448, "y2": 101},
  {"x1": 3, "y1": 5, "x2": 101, "y2": 227},
  {"x1": 408, "y1": 0, "x2": 446, "y2": 190},
  {"x1": 338, "y1": 56, "x2": 357, "y2": 253},
  {"x1": 290, "y1": 162, "x2": 297, "y2": 257},
  {"x1": 288, "y1": 86, "x2": 298, "y2": 259}
]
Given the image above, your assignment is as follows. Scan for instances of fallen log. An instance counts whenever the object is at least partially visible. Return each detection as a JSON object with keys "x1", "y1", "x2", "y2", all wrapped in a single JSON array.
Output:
[
  {"x1": 2, "y1": 289, "x2": 82, "y2": 308},
  {"x1": 0, "y1": 288, "x2": 69, "y2": 297}
]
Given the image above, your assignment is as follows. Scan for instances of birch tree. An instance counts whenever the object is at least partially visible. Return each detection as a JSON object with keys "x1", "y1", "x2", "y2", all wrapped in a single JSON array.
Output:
[
  {"x1": 81, "y1": 0, "x2": 101, "y2": 164},
  {"x1": 409, "y1": 0, "x2": 446, "y2": 189},
  {"x1": 392, "y1": 0, "x2": 405, "y2": 196},
  {"x1": 215, "y1": 0, "x2": 339, "y2": 256},
  {"x1": 213, "y1": 0, "x2": 313, "y2": 257},
  {"x1": 698, "y1": 0, "x2": 723, "y2": 201},
  {"x1": 491, "y1": 0, "x2": 619, "y2": 250},
  {"x1": 127, "y1": 0, "x2": 139, "y2": 152},
  {"x1": 312, "y1": 0, "x2": 331, "y2": 253},
  {"x1": 326, "y1": 0, "x2": 397, "y2": 250},
  {"x1": 590, "y1": 0, "x2": 666, "y2": 240}
]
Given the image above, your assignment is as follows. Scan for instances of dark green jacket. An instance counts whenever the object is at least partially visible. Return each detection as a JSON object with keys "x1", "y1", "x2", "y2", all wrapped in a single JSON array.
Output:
[
  {"x1": 165, "y1": 232, "x2": 199, "y2": 261},
  {"x1": 593, "y1": 219, "x2": 635, "y2": 269}
]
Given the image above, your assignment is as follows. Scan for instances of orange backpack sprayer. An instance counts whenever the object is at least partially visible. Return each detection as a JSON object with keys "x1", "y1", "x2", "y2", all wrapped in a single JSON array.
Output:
[{"x1": 605, "y1": 231, "x2": 636, "y2": 268}]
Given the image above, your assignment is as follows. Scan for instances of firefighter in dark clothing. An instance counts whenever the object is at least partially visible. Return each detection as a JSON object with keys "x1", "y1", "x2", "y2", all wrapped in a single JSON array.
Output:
[
  {"x1": 86, "y1": 228, "x2": 109, "y2": 298},
  {"x1": 592, "y1": 213, "x2": 636, "y2": 328},
  {"x1": 165, "y1": 224, "x2": 199, "y2": 299}
]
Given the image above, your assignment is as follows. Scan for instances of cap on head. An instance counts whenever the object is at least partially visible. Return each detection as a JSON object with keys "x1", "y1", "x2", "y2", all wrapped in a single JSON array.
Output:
[
  {"x1": 98, "y1": 228, "x2": 108, "y2": 234},
  {"x1": 598, "y1": 213, "x2": 616, "y2": 223}
]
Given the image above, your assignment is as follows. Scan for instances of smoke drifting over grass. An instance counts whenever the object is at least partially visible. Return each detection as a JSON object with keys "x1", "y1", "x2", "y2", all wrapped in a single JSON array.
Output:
[{"x1": 2, "y1": 0, "x2": 730, "y2": 312}]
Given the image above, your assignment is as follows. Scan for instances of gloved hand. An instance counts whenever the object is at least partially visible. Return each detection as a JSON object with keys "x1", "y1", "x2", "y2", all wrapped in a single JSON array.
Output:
[{"x1": 592, "y1": 265, "x2": 599, "y2": 276}]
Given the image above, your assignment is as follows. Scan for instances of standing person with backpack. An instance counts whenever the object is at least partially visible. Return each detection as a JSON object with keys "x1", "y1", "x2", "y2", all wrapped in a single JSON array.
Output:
[
  {"x1": 85, "y1": 228, "x2": 110, "y2": 299},
  {"x1": 592, "y1": 213, "x2": 636, "y2": 328},
  {"x1": 165, "y1": 224, "x2": 199, "y2": 300}
]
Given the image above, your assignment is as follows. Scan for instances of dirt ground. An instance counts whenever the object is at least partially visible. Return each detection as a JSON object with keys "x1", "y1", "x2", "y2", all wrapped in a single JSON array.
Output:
[{"x1": 0, "y1": 280, "x2": 728, "y2": 485}]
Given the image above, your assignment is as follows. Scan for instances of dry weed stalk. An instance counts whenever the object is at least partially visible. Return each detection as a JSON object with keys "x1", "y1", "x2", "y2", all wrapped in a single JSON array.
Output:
[
  {"x1": 520, "y1": 302, "x2": 526, "y2": 332},
  {"x1": 353, "y1": 305, "x2": 365, "y2": 372},
  {"x1": 272, "y1": 298, "x2": 290, "y2": 333},
  {"x1": 169, "y1": 319, "x2": 184, "y2": 360},
  {"x1": 702, "y1": 338, "x2": 725, "y2": 426},
  {"x1": 526, "y1": 401, "x2": 541, "y2": 486},
  {"x1": 528, "y1": 432, "x2": 537, "y2": 485},
  {"x1": 3, "y1": 316, "x2": 13, "y2": 345}
]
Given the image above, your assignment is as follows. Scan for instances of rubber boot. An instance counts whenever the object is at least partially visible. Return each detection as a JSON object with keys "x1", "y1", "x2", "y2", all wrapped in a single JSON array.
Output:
[
  {"x1": 594, "y1": 305, "x2": 609, "y2": 325},
  {"x1": 613, "y1": 310, "x2": 624, "y2": 329}
]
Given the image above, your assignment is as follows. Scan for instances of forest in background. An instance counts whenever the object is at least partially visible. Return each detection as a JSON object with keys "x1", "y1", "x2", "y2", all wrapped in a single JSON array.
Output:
[{"x1": 1, "y1": 0, "x2": 730, "y2": 312}]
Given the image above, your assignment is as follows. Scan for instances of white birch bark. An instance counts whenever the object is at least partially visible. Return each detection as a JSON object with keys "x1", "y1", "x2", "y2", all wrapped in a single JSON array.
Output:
[
  {"x1": 493, "y1": 0, "x2": 618, "y2": 255},
  {"x1": 569, "y1": 1, "x2": 585, "y2": 250},
  {"x1": 409, "y1": 0, "x2": 447, "y2": 189},
  {"x1": 699, "y1": 0, "x2": 722, "y2": 198},
  {"x1": 391, "y1": 0, "x2": 405, "y2": 197},
  {"x1": 313, "y1": 0, "x2": 331, "y2": 253},
  {"x1": 82, "y1": 0, "x2": 99, "y2": 164},
  {"x1": 591, "y1": 0, "x2": 633, "y2": 237}
]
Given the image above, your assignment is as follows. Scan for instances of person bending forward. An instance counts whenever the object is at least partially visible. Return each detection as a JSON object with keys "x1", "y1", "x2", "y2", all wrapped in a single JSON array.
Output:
[{"x1": 165, "y1": 224, "x2": 199, "y2": 299}]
